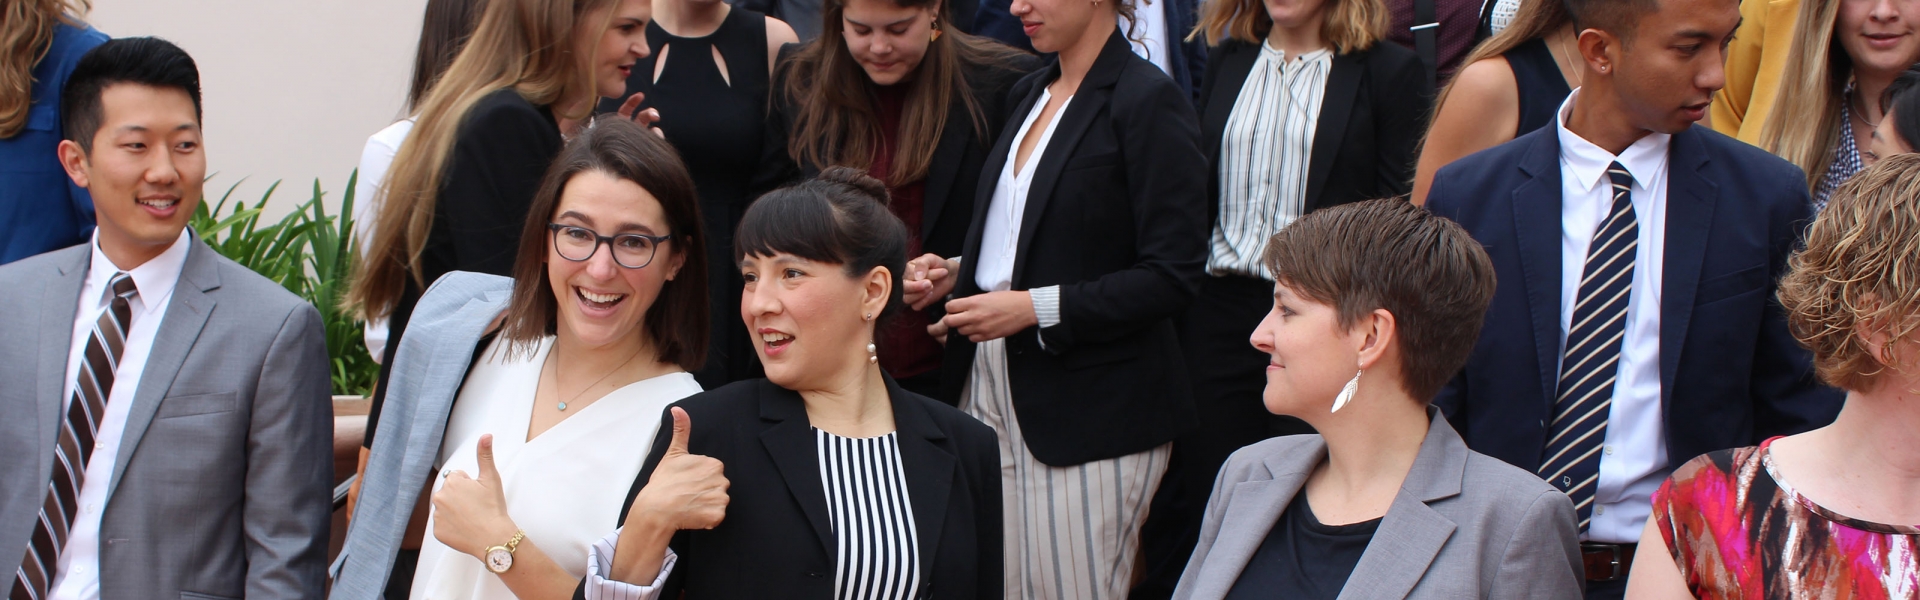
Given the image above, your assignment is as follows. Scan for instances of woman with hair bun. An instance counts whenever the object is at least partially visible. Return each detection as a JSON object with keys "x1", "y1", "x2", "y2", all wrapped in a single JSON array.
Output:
[{"x1": 578, "y1": 167, "x2": 1004, "y2": 600}]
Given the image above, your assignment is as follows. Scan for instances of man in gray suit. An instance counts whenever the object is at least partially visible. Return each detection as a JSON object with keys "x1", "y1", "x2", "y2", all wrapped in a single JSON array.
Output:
[{"x1": 0, "y1": 38, "x2": 333, "y2": 600}]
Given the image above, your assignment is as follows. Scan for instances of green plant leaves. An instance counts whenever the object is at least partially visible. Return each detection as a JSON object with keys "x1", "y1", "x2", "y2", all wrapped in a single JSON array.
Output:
[{"x1": 190, "y1": 173, "x2": 379, "y2": 396}]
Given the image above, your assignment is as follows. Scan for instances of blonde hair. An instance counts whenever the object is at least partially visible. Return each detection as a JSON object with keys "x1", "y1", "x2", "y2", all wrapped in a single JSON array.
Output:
[
  {"x1": 347, "y1": 0, "x2": 615, "y2": 320},
  {"x1": 1777, "y1": 153, "x2": 1920, "y2": 391},
  {"x1": 1, "y1": 0, "x2": 90, "y2": 138},
  {"x1": 1189, "y1": 0, "x2": 1387, "y2": 53},
  {"x1": 1757, "y1": 0, "x2": 1849, "y2": 192},
  {"x1": 1430, "y1": 0, "x2": 1569, "y2": 118}
]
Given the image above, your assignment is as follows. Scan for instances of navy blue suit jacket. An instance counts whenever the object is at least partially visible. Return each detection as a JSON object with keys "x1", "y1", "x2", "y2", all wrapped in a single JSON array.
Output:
[
  {"x1": 1425, "y1": 124, "x2": 1842, "y2": 474},
  {"x1": 972, "y1": 0, "x2": 1206, "y2": 104}
]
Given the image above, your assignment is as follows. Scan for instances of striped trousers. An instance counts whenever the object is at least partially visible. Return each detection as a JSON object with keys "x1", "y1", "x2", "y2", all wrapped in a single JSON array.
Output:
[{"x1": 961, "y1": 339, "x2": 1171, "y2": 600}]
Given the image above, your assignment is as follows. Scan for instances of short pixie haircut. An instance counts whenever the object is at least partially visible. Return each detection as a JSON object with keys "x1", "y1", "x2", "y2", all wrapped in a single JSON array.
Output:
[
  {"x1": 1777, "y1": 153, "x2": 1920, "y2": 391},
  {"x1": 734, "y1": 166, "x2": 910, "y2": 320},
  {"x1": 502, "y1": 117, "x2": 709, "y2": 370},
  {"x1": 1261, "y1": 199, "x2": 1497, "y2": 401}
]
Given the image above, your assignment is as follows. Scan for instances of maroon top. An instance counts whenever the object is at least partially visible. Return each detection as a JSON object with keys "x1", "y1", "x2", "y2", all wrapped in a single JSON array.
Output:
[{"x1": 870, "y1": 84, "x2": 942, "y2": 380}]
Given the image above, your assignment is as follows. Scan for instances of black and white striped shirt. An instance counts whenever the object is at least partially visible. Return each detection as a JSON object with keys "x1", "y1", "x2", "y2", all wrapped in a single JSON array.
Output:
[
  {"x1": 1208, "y1": 43, "x2": 1332, "y2": 278},
  {"x1": 816, "y1": 429, "x2": 922, "y2": 600}
]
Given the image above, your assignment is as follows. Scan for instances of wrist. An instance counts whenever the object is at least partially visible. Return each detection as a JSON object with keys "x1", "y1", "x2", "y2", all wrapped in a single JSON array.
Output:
[{"x1": 475, "y1": 518, "x2": 522, "y2": 559}]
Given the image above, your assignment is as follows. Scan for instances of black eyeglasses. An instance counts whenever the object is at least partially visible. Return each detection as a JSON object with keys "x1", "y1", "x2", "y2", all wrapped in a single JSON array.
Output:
[{"x1": 547, "y1": 223, "x2": 671, "y2": 269}]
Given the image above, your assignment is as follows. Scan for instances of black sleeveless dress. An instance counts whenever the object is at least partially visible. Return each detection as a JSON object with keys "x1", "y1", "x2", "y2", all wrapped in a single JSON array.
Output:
[
  {"x1": 603, "y1": 7, "x2": 771, "y2": 389},
  {"x1": 1502, "y1": 37, "x2": 1573, "y2": 137}
]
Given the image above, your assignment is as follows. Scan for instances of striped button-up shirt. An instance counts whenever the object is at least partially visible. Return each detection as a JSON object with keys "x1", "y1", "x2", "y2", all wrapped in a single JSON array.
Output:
[{"x1": 1207, "y1": 43, "x2": 1332, "y2": 279}]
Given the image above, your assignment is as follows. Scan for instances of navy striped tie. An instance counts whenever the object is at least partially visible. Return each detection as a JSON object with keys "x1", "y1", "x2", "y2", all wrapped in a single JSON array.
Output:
[
  {"x1": 13, "y1": 273, "x2": 137, "y2": 600},
  {"x1": 1540, "y1": 162, "x2": 1638, "y2": 532}
]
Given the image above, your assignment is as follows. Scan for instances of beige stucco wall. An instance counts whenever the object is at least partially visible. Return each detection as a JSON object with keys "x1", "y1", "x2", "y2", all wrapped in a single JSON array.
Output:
[{"x1": 88, "y1": 0, "x2": 429, "y2": 219}]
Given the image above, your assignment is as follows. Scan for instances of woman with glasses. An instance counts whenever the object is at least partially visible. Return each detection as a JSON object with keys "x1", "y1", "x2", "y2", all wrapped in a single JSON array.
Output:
[{"x1": 335, "y1": 117, "x2": 709, "y2": 600}]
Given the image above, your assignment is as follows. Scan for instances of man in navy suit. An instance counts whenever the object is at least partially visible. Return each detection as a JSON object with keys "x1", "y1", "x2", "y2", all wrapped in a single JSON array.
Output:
[{"x1": 1424, "y1": 0, "x2": 1841, "y2": 596}]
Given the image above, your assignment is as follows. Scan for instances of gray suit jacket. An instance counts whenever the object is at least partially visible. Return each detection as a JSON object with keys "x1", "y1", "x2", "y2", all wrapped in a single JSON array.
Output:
[
  {"x1": 331, "y1": 271, "x2": 514, "y2": 598},
  {"x1": 1172, "y1": 408, "x2": 1583, "y2": 600},
  {"x1": 0, "y1": 238, "x2": 334, "y2": 600}
]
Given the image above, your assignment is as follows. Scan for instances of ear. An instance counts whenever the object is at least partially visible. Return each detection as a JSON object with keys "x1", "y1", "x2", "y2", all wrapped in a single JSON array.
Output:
[
  {"x1": 58, "y1": 139, "x2": 91, "y2": 189},
  {"x1": 1853, "y1": 294, "x2": 1894, "y2": 367},
  {"x1": 664, "y1": 237, "x2": 690, "y2": 281},
  {"x1": 1577, "y1": 27, "x2": 1617, "y2": 76},
  {"x1": 862, "y1": 265, "x2": 892, "y2": 317},
  {"x1": 1352, "y1": 308, "x2": 1398, "y2": 372}
]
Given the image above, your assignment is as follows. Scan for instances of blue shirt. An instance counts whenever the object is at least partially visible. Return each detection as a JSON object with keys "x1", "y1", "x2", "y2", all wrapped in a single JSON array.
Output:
[{"x1": 0, "y1": 22, "x2": 108, "y2": 265}]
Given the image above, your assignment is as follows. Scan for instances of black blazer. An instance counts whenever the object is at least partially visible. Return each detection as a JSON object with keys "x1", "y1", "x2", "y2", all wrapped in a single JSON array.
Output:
[
  {"x1": 937, "y1": 30, "x2": 1210, "y2": 467},
  {"x1": 763, "y1": 46, "x2": 1041, "y2": 269},
  {"x1": 1425, "y1": 124, "x2": 1843, "y2": 473},
  {"x1": 583, "y1": 378, "x2": 1004, "y2": 599},
  {"x1": 1197, "y1": 39, "x2": 1430, "y2": 222}
]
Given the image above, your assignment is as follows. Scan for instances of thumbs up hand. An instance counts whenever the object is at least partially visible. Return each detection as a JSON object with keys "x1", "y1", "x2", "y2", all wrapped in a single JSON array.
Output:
[
  {"x1": 626, "y1": 407, "x2": 730, "y2": 532},
  {"x1": 431, "y1": 433, "x2": 520, "y2": 560}
]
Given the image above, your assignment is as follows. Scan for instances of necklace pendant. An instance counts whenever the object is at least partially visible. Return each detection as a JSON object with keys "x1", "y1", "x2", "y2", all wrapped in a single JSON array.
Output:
[{"x1": 557, "y1": 402, "x2": 568, "y2": 411}]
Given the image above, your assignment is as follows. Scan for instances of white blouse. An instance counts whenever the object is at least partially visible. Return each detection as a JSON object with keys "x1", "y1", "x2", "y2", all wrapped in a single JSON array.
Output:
[{"x1": 410, "y1": 336, "x2": 702, "y2": 600}]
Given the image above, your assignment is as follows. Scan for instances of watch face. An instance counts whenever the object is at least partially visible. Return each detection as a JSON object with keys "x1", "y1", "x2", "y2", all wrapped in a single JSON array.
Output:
[{"x1": 486, "y1": 548, "x2": 514, "y2": 573}]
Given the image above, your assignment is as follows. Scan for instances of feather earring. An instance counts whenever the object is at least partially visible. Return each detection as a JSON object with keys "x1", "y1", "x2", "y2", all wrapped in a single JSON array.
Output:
[{"x1": 1331, "y1": 369, "x2": 1362, "y2": 413}]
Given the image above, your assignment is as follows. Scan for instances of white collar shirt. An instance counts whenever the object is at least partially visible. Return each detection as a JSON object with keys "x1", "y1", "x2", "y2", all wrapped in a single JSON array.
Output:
[
  {"x1": 976, "y1": 89, "x2": 1072, "y2": 294},
  {"x1": 49, "y1": 229, "x2": 192, "y2": 600},
  {"x1": 1554, "y1": 89, "x2": 1671, "y2": 544}
]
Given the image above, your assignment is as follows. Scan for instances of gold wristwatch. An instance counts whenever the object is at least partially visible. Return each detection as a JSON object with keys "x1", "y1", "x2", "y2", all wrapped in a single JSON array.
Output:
[{"x1": 484, "y1": 530, "x2": 526, "y2": 574}]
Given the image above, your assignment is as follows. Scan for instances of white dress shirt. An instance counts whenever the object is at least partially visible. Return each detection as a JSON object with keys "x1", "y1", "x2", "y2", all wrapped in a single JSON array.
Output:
[
  {"x1": 1553, "y1": 89, "x2": 1671, "y2": 544},
  {"x1": 1119, "y1": 0, "x2": 1172, "y2": 75},
  {"x1": 1207, "y1": 44, "x2": 1331, "y2": 278},
  {"x1": 976, "y1": 90, "x2": 1071, "y2": 334},
  {"x1": 48, "y1": 229, "x2": 191, "y2": 600}
]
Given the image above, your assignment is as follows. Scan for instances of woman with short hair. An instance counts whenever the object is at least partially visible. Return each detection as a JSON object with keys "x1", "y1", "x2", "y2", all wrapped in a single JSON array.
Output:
[
  {"x1": 578, "y1": 167, "x2": 1004, "y2": 599},
  {"x1": 1173, "y1": 199, "x2": 1583, "y2": 600},
  {"x1": 1625, "y1": 153, "x2": 1920, "y2": 600}
]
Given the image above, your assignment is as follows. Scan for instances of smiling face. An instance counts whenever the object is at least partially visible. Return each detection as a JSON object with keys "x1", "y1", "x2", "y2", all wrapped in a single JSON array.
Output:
[
  {"x1": 1009, "y1": 0, "x2": 1097, "y2": 52},
  {"x1": 59, "y1": 83, "x2": 205, "y2": 267},
  {"x1": 590, "y1": 0, "x2": 653, "y2": 99},
  {"x1": 1249, "y1": 283, "x2": 1364, "y2": 416},
  {"x1": 741, "y1": 252, "x2": 888, "y2": 391},
  {"x1": 842, "y1": 0, "x2": 937, "y2": 86},
  {"x1": 546, "y1": 170, "x2": 683, "y2": 351},
  {"x1": 1839, "y1": 0, "x2": 1920, "y2": 79},
  {"x1": 1602, "y1": 0, "x2": 1740, "y2": 132}
]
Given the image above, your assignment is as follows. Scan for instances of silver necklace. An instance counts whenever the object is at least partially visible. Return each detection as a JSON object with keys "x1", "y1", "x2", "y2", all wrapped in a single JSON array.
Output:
[{"x1": 546, "y1": 342, "x2": 646, "y2": 411}]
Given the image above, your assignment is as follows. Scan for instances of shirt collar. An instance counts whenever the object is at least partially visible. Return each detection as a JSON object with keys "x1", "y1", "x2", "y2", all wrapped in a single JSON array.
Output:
[
  {"x1": 1554, "y1": 88, "x2": 1671, "y2": 194},
  {"x1": 87, "y1": 228, "x2": 192, "y2": 316},
  {"x1": 1258, "y1": 40, "x2": 1331, "y2": 65}
]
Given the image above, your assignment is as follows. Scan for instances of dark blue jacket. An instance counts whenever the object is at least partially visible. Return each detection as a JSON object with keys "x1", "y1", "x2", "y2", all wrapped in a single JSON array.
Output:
[
  {"x1": 1425, "y1": 123, "x2": 1842, "y2": 474},
  {"x1": 0, "y1": 23, "x2": 107, "y2": 265},
  {"x1": 972, "y1": 0, "x2": 1206, "y2": 104}
]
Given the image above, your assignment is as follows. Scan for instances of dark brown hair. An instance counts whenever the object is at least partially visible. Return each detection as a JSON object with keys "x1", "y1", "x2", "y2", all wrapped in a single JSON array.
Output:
[
  {"x1": 1261, "y1": 199, "x2": 1497, "y2": 401},
  {"x1": 407, "y1": 0, "x2": 490, "y2": 113},
  {"x1": 502, "y1": 117, "x2": 709, "y2": 370},
  {"x1": 779, "y1": 0, "x2": 1027, "y2": 185},
  {"x1": 735, "y1": 166, "x2": 910, "y2": 319}
]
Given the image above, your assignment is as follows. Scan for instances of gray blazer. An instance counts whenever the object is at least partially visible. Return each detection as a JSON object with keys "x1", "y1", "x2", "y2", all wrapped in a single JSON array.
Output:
[
  {"x1": 0, "y1": 239, "x2": 334, "y2": 599},
  {"x1": 331, "y1": 271, "x2": 514, "y2": 598},
  {"x1": 1173, "y1": 408, "x2": 1583, "y2": 600}
]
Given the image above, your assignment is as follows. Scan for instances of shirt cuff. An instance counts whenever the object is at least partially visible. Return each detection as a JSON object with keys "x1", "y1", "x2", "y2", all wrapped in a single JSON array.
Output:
[
  {"x1": 584, "y1": 527, "x2": 675, "y2": 600},
  {"x1": 1031, "y1": 285, "x2": 1062, "y2": 351}
]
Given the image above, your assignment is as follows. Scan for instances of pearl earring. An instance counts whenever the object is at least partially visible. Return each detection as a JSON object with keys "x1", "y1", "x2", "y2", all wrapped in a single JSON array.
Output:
[{"x1": 867, "y1": 342, "x2": 878, "y2": 364}]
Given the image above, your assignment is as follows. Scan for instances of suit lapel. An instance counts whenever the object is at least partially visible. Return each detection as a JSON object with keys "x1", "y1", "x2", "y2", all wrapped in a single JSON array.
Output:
[
  {"x1": 957, "y1": 65, "x2": 1049, "y2": 296},
  {"x1": 1510, "y1": 130, "x2": 1566, "y2": 413},
  {"x1": 1184, "y1": 443, "x2": 1321, "y2": 600},
  {"x1": 887, "y1": 379, "x2": 954, "y2": 582},
  {"x1": 922, "y1": 104, "x2": 973, "y2": 243},
  {"x1": 1659, "y1": 127, "x2": 1716, "y2": 402},
  {"x1": 1337, "y1": 409, "x2": 1466, "y2": 600},
  {"x1": 36, "y1": 248, "x2": 91, "y2": 480},
  {"x1": 1010, "y1": 31, "x2": 1132, "y2": 283},
  {"x1": 1304, "y1": 51, "x2": 1363, "y2": 209},
  {"x1": 108, "y1": 238, "x2": 220, "y2": 499},
  {"x1": 759, "y1": 387, "x2": 836, "y2": 556}
]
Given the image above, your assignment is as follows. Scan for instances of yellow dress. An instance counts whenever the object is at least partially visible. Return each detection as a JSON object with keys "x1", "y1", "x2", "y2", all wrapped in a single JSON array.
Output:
[{"x1": 1710, "y1": 0, "x2": 1801, "y2": 144}]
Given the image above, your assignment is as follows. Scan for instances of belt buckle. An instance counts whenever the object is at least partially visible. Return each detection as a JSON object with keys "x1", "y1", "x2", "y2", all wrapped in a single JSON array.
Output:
[{"x1": 1582, "y1": 543, "x2": 1626, "y2": 582}]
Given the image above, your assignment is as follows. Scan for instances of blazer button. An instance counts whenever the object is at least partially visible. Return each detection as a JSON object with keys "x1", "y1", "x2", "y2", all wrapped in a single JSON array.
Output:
[{"x1": 807, "y1": 572, "x2": 823, "y2": 578}]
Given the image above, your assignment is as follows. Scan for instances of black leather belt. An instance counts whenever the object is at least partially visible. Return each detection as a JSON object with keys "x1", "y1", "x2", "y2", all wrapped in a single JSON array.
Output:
[{"x1": 1581, "y1": 542, "x2": 1637, "y2": 582}]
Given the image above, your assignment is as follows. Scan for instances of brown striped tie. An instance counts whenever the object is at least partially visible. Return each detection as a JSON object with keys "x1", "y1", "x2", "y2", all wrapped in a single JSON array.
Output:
[{"x1": 12, "y1": 273, "x2": 137, "y2": 600}]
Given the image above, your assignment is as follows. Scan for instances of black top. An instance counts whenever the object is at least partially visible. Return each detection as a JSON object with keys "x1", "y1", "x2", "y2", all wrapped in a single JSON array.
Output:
[
  {"x1": 601, "y1": 7, "x2": 773, "y2": 390},
  {"x1": 365, "y1": 88, "x2": 562, "y2": 447},
  {"x1": 1223, "y1": 490, "x2": 1380, "y2": 600},
  {"x1": 1503, "y1": 37, "x2": 1573, "y2": 139},
  {"x1": 576, "y1": 378, "x2": 1004, "y2": 599},
  {"x1": 1196, "y1": 39, "x2": 1431, "y2": 221},
  {"x1": 937, "y1": 30, "x2": 1209, "y2": 466}
]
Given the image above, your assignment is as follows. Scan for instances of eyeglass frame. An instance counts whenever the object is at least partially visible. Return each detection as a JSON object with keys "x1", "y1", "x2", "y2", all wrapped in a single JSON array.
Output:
[{"x1": 546, "y1": 223, "x2": 672, "y2": 269}]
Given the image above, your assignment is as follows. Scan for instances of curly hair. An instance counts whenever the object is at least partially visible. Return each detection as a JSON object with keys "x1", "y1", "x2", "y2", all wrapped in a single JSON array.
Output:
[{"x1": 1777, "y1": 153, "x2": 1920, "y2": 391}]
